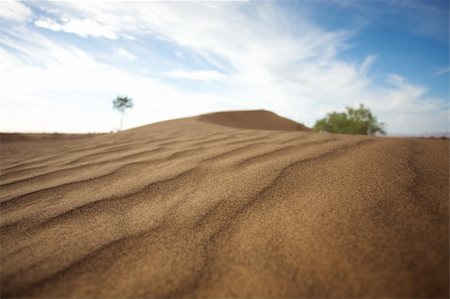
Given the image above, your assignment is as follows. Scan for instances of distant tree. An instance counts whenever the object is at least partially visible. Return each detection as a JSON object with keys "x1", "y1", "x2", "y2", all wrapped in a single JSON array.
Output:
[
  {"x1": 113, "y1": 96, "x2": 133, "y2": 131},
  {"x1": 314, "y1": 104, "x2": 385, "y2": 135}
]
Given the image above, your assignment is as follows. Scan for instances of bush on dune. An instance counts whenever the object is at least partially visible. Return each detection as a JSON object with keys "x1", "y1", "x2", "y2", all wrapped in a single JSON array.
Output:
[{"x1": 314, "y1": 104, "x2": 386, "y2": 135}]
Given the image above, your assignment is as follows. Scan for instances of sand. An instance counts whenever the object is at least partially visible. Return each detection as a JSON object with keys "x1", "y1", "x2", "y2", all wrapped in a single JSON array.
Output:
[
  {"x1": 198, "y1": 110, "x2": 311, "y2": 131},
  {"x1": 0, "y1": 110, "x2": 448, "y2": 298}
]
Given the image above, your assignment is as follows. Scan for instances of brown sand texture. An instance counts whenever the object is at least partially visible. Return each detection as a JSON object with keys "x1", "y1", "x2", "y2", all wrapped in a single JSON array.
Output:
[{"x1": 0, "y1": 110, "x2": 448, "y2": 298}]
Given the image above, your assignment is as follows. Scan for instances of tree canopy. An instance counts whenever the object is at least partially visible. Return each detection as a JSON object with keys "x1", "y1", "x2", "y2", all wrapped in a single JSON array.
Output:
[
  {"x1": 113, "y1": 96, "x2": 133, "y2": 131},
  {"x1": 113, "y1": 96, "x2": 133, "y2": 113},
  {"x1": 314, "y1": 104, "x2": 385, "y2": 135}
]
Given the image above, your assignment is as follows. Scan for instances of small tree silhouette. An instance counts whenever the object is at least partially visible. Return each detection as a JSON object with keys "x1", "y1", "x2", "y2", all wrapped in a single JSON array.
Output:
[{"x1": 113, "y1": 95, "x2": 133, "y2": 131}]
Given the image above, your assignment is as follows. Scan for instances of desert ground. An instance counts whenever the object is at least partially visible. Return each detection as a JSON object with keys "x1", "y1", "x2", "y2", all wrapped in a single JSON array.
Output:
[{"x1": 0, "y1": 110, "x2": 448, "y2": 298}]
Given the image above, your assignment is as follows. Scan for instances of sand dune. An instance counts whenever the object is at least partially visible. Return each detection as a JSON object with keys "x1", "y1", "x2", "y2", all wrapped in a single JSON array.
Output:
[
  {"x1": 198, "y1": 110, "x2": 311, "y2": 131},
  {"x1": 0, "y1": 110, "x2": 448, "y2": 298}
]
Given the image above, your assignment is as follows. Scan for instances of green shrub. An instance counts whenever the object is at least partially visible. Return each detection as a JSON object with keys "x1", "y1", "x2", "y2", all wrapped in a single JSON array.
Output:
[{"x1": 314, "y1": 104, "x2": 385, "y2": 135}]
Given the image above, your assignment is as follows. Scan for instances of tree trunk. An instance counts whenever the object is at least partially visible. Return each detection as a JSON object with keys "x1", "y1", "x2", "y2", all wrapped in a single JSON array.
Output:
[{"x1": 120, "y1": 112, "x2": 123, "y2": 131}]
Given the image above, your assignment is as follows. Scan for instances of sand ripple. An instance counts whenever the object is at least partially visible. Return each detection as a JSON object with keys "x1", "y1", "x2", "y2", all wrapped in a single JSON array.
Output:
[{"x1": 1, "y1": 113, "x2": 448, "y2": 298}]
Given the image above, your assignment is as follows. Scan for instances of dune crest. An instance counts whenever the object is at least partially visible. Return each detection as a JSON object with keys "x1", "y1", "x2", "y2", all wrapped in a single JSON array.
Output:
[
  {"x1": 0, "y1": 111, "x2": 448, "y2": 298},
  {"x1": 197, "y1": 110, "x2": 311, "y2": 131}
]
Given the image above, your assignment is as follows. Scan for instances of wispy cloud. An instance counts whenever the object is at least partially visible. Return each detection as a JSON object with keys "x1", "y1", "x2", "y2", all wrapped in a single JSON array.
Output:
[
  {"x1": 0, "y1": 0, "x2": 32, "y2": 23},
  {"x1": 331, "y1": 0, "x2": 449, "y2": 41},
  {"x1": 113, "y1": 48, "x2": 136, "y2": 60},
  {"x1": 34, "y1": 17, "x2": 118, "y2": 39},
  {"x1": 166, "y1": 70, "x2": 229, "y2": 82},
  {"x1": 433, "y1": 66, "x2": 450, "y2": 76}
]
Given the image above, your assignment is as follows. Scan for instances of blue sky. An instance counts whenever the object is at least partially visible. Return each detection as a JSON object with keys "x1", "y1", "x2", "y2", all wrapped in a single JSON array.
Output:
[{"x1": 0, "y1": 0, "x2": 448, "y2": 135}]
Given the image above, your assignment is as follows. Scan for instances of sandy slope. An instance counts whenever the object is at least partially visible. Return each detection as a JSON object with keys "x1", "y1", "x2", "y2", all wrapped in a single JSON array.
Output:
[
  {"x1": 198, "y1": 110, "x2": 311, "y2": 131},
  {"x1": 0, "y1": 110, "x2": 448, "y2": 298}
]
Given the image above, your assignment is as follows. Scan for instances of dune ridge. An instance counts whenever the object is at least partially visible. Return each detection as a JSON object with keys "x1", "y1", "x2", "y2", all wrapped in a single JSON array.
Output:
[
  {"x1": 197, "y1": 109, "x2": 311, "y2": 131},
  {"x1": 0, "y1": 110, "x2": 448, "y2": 298}
]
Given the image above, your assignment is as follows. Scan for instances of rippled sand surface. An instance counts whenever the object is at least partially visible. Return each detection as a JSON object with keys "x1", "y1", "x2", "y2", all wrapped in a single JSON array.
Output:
[{"x1": 1, "y1": 111, "x2": 448, "y2": 298}]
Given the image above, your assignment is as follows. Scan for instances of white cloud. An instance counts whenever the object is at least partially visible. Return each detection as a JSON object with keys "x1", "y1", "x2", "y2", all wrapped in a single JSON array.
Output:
[
  {"x1": 166, "y1": 70, "x2": 229, "y2": 82},
  {"x1": 114, "y1": 48, "x2": 136, "y2": 60},
  {"x1": 34, "y1": 18, "x2": 60, "y2": 31},
  {"x1": 0, "y1": 0, "x2": 32, "y2": 23},
  {"x1": 34, "y1": 17, "x2": 118, "y2": 39},
  {"x1": 388, "y1": 74, "x2": 406, "y2": 85}
]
